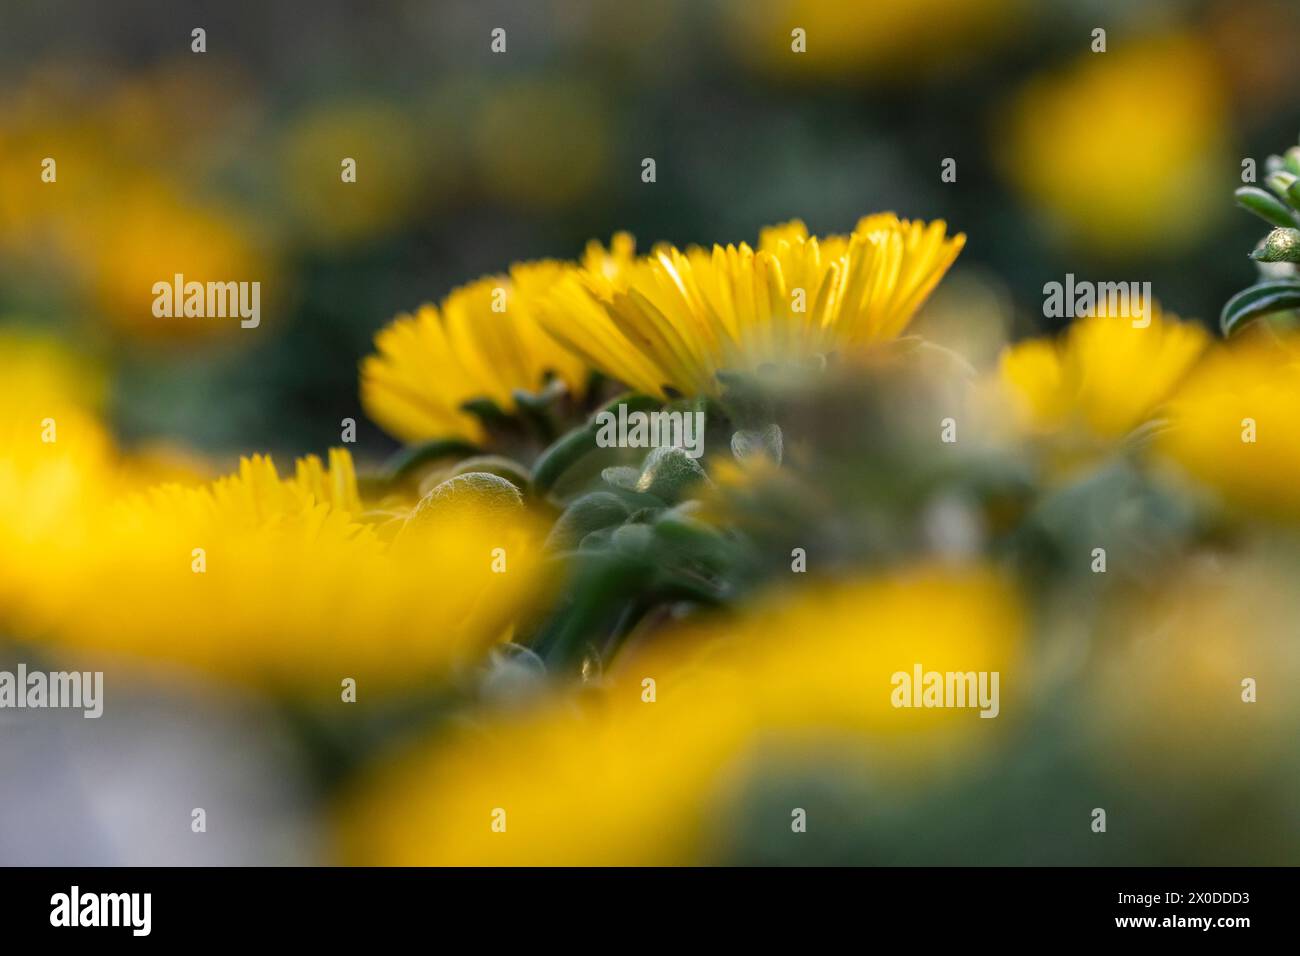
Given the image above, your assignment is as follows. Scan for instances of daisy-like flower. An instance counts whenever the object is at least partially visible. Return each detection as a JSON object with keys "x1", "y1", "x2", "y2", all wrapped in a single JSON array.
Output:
[
  {"x1": 360, "y1": 266, "x2": 590, "y2": 444},
  {"x1": 535, "y1": 215, "x2": 965, "y2": 398},
  {"x1": 999, "y1": 34, "x2": 1227, "y2": 255},
  {"x1": 0, "y1": 331, "x2": 130, "y2": 636},
  {"x1": 997, "y1": 304, "x2": 1209, "y2": 464},
  {"x1": 1158, "y1": 331, "x2": 1300, "y2": 520},
  {"x1": 11, "y1": 447, "x2": 548, "y2": 694}
]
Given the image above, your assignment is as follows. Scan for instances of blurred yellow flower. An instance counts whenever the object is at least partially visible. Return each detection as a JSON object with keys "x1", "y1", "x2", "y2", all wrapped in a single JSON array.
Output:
[
  {"x1": 0, "y1": 414, "x2": 113, "y2": 640},
  {"x1": 277, "y1": 100, "x2": 442, "y2": 246},
  {"x1": 361, "y1": 268, "x2": 591, "y2": 444},
  {"x1": 20, "y1": 449, "x2": 544, "y2": 693},
  {"x1": 0, "y1": 65, "x2": 272, "y2": 342},
  {"x1": 1000, "y1": 34, "x2": 1228, "y2": 254},
  {"x1": 337, "y1": 564, "x2": 1022, "y2": 865},
  {"x1": 473, "y1": 78, "x2": 610, "y2": 209},
  {"x1": 0, "y1": 328, "x2": 107, "y2": 416},
  {"x1": 0, "y1": 330, "x2": 137, "y2": 636},
  {"x1": 536, "y1": 215, "x2": 965, "y2": 398},
  {"x1": 78, "y1": 181, "x2": 269, "y2": 341},
  {"x1": 722, "y1": 0, "x2": 1023, "y2": 81},
  {"x1": 1158, "y1": 331, "x2": 1300, "y2": 519},
  {"x1": 0, "y1": 329, "x2": 537, "y2": 693},
  {"x1": 997, "y1": 306, "x2": 1208, "y2": 468}
]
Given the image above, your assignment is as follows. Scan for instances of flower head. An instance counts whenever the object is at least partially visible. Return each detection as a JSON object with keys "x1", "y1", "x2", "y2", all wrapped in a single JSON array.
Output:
[
  {"x1": 999, "y1": 34, "x2": 1227, "y2": 253},
  {"x1": 1158, "y1": 331, "x2": 1300, "y2": 519},
  {"x1": 997, "y1": 304, "x2": 1208, "y2": 463},
  {"x1": 10, "y1": 446, "x2": 547, "y2": 693},
  {"x1": 721, "y1": 0, "x2": 1021, "y2": 81},
  {"x1": 537, "y1": 215, "x2": 965, "y2": 398},
  {"x1": 361, "y1": 268, "x2": 590, "y2": 444}
]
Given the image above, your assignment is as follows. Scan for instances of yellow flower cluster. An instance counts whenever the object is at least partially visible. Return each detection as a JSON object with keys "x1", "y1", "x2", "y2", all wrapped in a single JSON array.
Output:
[
  {"x1": 361, "y1": 215, "x2": 965, "y2": 440},
  {"x1": 338, "y1": 565, "x2": 1022, "y2": 865},
  {"x1": 38, "y1": 452, "x2": 545, "y2": 691},
  {"x1": 997, "y1": 305, "x2": 1300, "y2": 520},
  {"x1": 0, "y1": 67, "x2": 269, "y2": 341},
  {"x1": 0, "y1": 331, "x2": 547, "y2": 694}
]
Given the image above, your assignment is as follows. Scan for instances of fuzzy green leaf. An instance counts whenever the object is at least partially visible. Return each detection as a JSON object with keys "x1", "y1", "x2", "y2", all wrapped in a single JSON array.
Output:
[
  {"x1": 1220, "y1": 279, "x2": 1300, "y2": 336},
  {"x1": 1235, "y1": 187, "x2": 1299, "y2": 228},
  {"x1": 530, "y1": 426, "x2": 599, "y2": 496},
  {"x1": 544, "y1": 492, "x2": 632, "y2": 551}
]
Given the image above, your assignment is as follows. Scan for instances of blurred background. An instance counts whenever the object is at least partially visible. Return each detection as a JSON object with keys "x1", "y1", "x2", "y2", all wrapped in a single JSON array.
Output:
[
  {"x1": 3, "y1": 0, "x2": 1298, "y2": 465},
  {"x1": 4, "y1": 0, "x2": 1300, "y2": 866}
]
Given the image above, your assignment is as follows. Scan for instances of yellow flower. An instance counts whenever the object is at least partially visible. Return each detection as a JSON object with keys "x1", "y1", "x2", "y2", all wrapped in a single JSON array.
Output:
[
  {"x1": 997, "y1": 306, "x2": 1208, "y2": 463},
  {"x1": 472, "y1": 78, "x2": 611, "y2": 209},
  {"x1": 277, "y1": 99, "x2": 437, "y2": 246},
  {"x1": 1158, "y1": 331, "x2": 1300, "y2": 519},
  {"x1": 0, "y1": 67, "x2": 271, "y2": 342},
  {"x1": 8, "y1": 444, "x2": 547, "y2": 693},
  {"x1": 0, "y1": 392, "x2": 117, "y2": 632},
  {"x1": 999, "y1": 34, "x2": 1228, "y2": 254},
  {"x1": 0, "y1": 330, "x2": 141, "y2": 636},
  {"x1": 80, "y1": 180, "x2": 269, "y2": 341},
  {"x1": 0, "y1": 329, "x2": 545, "y2": 692},
  {"x1": 721, "y1": 0, "x2": 1023, "y2": 82},
  {"x1": 361, "y1": 268, "x2": 590, "y2": 444},
  {"x1": 536, "y1": 215, "x2": 965, "y2": 398},
  {"x1": 337, "y1": 564, "x2": 1022, "y2": 865},
  {"x1": 0, "y1": 329, "x2": 107, "y2": 418}
]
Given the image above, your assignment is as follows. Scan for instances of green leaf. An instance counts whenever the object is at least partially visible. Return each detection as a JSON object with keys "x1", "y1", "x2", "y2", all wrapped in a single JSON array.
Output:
[
  {"x1": 530, "y1": 425, "x2": 600, "y2": 496},
  {"x1": 544, "y1": 492, "x2": 632, "y2": 551},
  {"x1": 1220, "y1": 279, "x2": 1300, "y2": 336},
  {"x1": 531, "y1": 393, "x2": 665, "y2": 497},
  {"x1": 635, "y1": 446, "x2": 710, "y2": 503},
  {"x1": 1266, "y1": 171, "x2": 1299, "y2": 203},
  {"x1": 578, "y1": 527, "x2": 616, "y2": 551},
  {"x1": 652, "y1": 506, "x2": 733, "y2": 572},
  {"x1": 1234, "y1": 187, "x2": 1299, "y2": 228},
  {"x1": 1284, "y1": 147, "x2": 1300, "y2": 177},
  {"x1": 600, "y1": 466, "x2": 641, "y2": 490},
  {"x1": 611, "y1": 523, "x2": 655, "y2": 556}
]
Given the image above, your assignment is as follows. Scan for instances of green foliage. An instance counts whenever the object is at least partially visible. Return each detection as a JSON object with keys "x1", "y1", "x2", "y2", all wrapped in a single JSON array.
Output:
[
  {"x1": 1221, "y1": 278, "x2": 1300, "y2": 336},
  {"x1": 1225, "y1": 137, "x2": 1300, "y2": 335}
]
